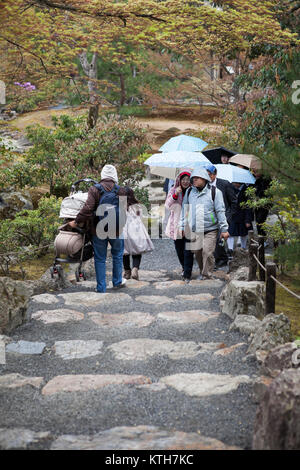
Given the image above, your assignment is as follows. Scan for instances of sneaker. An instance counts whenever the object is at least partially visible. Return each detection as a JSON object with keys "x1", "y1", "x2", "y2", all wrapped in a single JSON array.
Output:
[
  {"x1": 181, "y1": 269, "x2": 185, "y2": 279},
  {"x1": 183, "y1": 278, "x2": 191, "y2": 284},
  {"x1": 196, "y1": 274, "x2": 204, "y2": 280},
  {"x1": 124, "y1": 269, "x2": 131, "y2": 280},
  {"x1": 113, "y1": 278, "x2": 127, "y2": 289},
  {"x1": 131, "y1": 267, "x2": 139, "y2": 280}
]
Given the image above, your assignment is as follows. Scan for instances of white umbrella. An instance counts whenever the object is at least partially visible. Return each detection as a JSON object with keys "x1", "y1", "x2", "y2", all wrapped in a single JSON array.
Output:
[
  {"x1": 215, "y1": 164, "x2": 256, "y2": 184},
  {"x1": 144, "y1": 151, "x2": 210, "y2": 179}
]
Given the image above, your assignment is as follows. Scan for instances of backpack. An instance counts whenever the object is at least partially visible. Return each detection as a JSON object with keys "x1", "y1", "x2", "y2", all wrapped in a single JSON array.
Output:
[{"x1": 94, "y1": 183, "x2": 127, "y2": 237}]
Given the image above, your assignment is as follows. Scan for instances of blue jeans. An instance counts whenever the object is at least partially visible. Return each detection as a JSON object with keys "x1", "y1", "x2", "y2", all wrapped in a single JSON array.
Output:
[{"x1": 92, "y1": 235, "x2": 124, "y2": 293}]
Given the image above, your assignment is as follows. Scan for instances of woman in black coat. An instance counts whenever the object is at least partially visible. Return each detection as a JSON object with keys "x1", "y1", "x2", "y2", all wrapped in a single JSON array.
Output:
[{"x1": 227, "y1": 183, "x2": 253, "y2": 252}]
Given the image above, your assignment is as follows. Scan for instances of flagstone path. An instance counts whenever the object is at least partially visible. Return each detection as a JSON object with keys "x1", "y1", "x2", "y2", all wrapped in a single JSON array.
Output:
[{"x1": 0, "y1": 240, "x2": 259, "y2": 450}]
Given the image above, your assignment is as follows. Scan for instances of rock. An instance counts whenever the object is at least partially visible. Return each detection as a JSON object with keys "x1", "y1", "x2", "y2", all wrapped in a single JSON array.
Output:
[
  {"x1": 32, "y1": 309, "x2": 84, "y2": 324},
  {"x1": 157, "y1": 310, "x2": 219, "y2": 324},
  {"x1": 247, "y1": 313, "x2": 292, "y2": 355},
  {"x1": 30, "y1": 293, "x2": 60, "y2": 305},
  {"x1": 108, "y1": 338, "x2": 202, "y2": 361},
  {"x1": 0, "y1": 277, "x2": 33, "y2": 334},
  {"x1": 260, "y1": 342, "x2": 299, "y2": 378},
  {"x1": 0, "y1": 428, "x2": 51, "y2": 450},
  {"x1": 252, "y1": 376, "x2": 273, "y2": 403},
  {"x1": 54, "y1": 340, "x2": 104, "y2": 360},
  {"x1": 88, "y1": 311, "x2": 155, "y2": 328},
  {"x1": 253, "y1": 369, "x2": 300, "y2": 449},
  {"x1": 175, "y1": 293, "x2": 214, "y2": 302},
  {"x1": 50, "y1": 425, "x2": 240, "y2": 450},
  {"x1": 160, "y1": 373, "x2": 252, "y2": 397},
  {"x1": 229, "y1": 315, "x2": 262, "y2": 336},
  {"x1": 6, "y1": 340, "x2": 46, "y2": 355},
  {"x1": 220, "y1": 280, "x2": 265, "y2": 320},
  {"x1": 135, "y1": 295, "x2": 173, "y2": 305},
  {"x1": 58, "y1": 291, "x2": 132, "y2": 307},
  {"x1": 0, "y1": 189, "x2": 33, "y2": 220},
  {"x1": 214, "y1": 343, "x2": 246, "y2": 356},
  {"x1": 0, "y1": 373, "x2": 44, "y2": 389},
  {"x1": 228, "y1": 248, "x2": 249, "y2": 272},
  {"x1": 42, "y1": 374, "x2": 151, "y2": 395},
  {"x1": 229, "y1": 266, "x2": 249, "y2": 281}
]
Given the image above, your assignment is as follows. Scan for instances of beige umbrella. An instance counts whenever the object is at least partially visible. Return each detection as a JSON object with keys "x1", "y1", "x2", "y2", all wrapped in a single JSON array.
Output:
[{"x1": 228, "y1": 154, "x2": 262, "y2": 170}]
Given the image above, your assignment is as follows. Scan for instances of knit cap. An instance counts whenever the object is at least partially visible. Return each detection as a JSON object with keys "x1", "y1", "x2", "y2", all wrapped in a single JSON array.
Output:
[{"x1": 101, "y1": 164, "x2": 118, "y2": 184}]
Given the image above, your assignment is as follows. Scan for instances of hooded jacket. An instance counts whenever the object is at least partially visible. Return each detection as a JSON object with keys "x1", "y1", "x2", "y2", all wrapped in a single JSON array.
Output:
[
  {"x1": 179, "y1": 167, "x2": 228, "y2": 234},
  {"x1": 165, "y1": 170, "x2": 191, "y2": 240}
]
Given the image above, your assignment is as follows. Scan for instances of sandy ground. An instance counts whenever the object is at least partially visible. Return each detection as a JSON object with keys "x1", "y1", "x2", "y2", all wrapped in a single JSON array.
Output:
[{"x1": 11, "y1": 107, "x2": 223, "y2": 144}]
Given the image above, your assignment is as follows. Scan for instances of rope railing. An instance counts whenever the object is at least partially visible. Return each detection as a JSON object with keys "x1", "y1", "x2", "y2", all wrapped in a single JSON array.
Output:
[{"x1": 247, "y1": 230, "x2": 300, "y2": 314}]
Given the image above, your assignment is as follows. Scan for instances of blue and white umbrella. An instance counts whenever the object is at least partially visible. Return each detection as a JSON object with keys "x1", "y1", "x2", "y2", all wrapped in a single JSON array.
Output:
[
  {"x1": 159, "y1": 134, "x2": 208, "y2": 152},
  {"x1": 214, "y1": 164, "x2": 256, "y2": 184},
  {"x1": 144, "y1": 151, "x2": 211, "y2": 179}
]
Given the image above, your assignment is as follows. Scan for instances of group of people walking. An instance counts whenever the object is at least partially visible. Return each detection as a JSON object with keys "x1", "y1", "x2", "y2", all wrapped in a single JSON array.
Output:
[{"x1": 69, "y1": 159, "x2": 270, "y2": 292}]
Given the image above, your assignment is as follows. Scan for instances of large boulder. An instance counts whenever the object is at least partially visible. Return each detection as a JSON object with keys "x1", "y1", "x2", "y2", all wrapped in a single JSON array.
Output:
[
  {"x1": 0, "y1": 277, "x2": 33, "y2": 334},
  {"x1": 229, "y1": 266, "x2": 249, "y2": 281},
  {"x1": 253, "y1": 368, "x2": 300, "y2": 449},
  {"x1": 247, "y1": 313, "x2": 292, "y2": 355},
  {"x1": 0, "y1": 189, "x2": 33, "y2": 220},
  {"x1": 229, "y1": 315, "x2": 262, "y2": 336},
  {"x1": 260, "y1": 342, "x2": 299, "y2": 377},
  {"x1": 220, "y1": 280, "x2": 265, "y2": 320}
]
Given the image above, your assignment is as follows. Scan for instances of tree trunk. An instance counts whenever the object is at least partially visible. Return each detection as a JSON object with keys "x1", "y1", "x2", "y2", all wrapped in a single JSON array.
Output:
[
  {"x1": 119, "y1": 73, "x2": 126, "y2": 107},
  {"x1": 79, "y1": 51, "x2": 99, "y2": 128}
]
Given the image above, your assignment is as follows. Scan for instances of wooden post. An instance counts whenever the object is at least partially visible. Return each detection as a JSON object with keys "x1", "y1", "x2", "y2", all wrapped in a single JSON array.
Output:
[
  {"x1": 265, "y1": 262, "x2": 276, "y2": 315},
  {"x1": 248, "y1": 243, "x2": 258, "y2": 281},
  {"x1": 248, "y1": 230, "x2": 255, "y2": 246},
  {"x1": 258, "y1": 235, "x2": 266, "y2": 282}
]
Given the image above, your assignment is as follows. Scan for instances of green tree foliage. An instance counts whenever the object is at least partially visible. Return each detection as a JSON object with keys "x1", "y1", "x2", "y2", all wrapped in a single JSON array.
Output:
[
  {"x1": 0, "y1": 196, "x2": 61, "y2": 276},
  {"x1": 1, "y1": 114, "x2": 151, "y2": 197}
]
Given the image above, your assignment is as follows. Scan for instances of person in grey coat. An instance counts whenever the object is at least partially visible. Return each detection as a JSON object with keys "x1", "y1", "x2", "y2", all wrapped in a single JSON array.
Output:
[{"x1": 179, "y1": 167, "x2": 229, "y2": 281}]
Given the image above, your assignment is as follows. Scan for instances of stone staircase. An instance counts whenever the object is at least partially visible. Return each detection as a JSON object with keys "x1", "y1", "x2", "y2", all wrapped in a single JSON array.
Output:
[{"x1": 0, "y1": 240, "x2": 260, "y2": 450}]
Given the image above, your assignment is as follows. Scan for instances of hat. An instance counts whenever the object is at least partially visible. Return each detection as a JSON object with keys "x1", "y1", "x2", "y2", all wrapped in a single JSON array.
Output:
[
  {"x1": 190, "y1": 167, "x2": 211, "y2": 182},
  {"x1": 179, "y1": 171, "x2": 191, "y2": 180},
  {"x1": 206, "y1": 164, "x2": 217, "y2": 174},
  {"x1": 101, "y1": 164, "x2": 118, "y2": 184}
]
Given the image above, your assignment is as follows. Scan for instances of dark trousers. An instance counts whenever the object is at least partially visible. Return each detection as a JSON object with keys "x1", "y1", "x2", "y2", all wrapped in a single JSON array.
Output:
[
  {"x1": 123, "y1": 254, "x2": 142, "y2": 270},
  {"x1": 183, "y1": 241, "x2": 194, "y2": 279},
  {"x1": 255, "y1": 209, "x2": 269, "y2": 236},
  {"x1": 174, "y1": 238, "x2": 186, "y2": 269}
]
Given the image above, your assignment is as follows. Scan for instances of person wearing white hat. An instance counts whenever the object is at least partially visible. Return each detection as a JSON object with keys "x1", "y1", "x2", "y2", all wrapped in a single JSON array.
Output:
[
  {"x1": 69, "y1": 164, "x2": 127, "y2": 292},
  {"x1": 179, "y1": 167, "x2": 229, "y2": 282}
]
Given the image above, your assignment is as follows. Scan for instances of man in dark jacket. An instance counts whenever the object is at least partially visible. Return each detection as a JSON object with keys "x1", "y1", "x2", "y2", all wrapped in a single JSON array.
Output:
[
  {"x1": 206, "y1": 164, "x2": 238, "y2": 267},
  {"x1": 69, "y1": 164, "x2": 127, "y2": 293}
]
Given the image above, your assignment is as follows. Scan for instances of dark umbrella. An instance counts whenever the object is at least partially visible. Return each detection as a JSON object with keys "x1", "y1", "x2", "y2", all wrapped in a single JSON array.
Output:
[{"x1": 202, "y1": 146, "x2": 236, "y2": 164}]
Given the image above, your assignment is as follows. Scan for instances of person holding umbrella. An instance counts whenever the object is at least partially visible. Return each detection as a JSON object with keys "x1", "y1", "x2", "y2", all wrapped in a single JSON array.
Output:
[
  {"x1": 165, "y1": 170, "x2": 192, "y2": 276},
  {"x1": 205, "y1": 164, "x2": 238, "y2": 268}
]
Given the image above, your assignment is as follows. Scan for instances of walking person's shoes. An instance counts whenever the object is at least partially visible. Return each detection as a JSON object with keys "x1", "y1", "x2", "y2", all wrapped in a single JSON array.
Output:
[
  {"x1": 113, "y1": 278, "x2": 127, "y2": 289},
  {"x1": 124, "y1": 269, "x2": 131, "y2": 280},
  {"x1": 196, "y1": 274, "x2": 204, "y2": 280},
  {"x1": 131, "y1": 267, "x2": 139, "y2": 280},
  {"x1": 183, "y1": 277, "x2": 191, "y2": 284}
]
